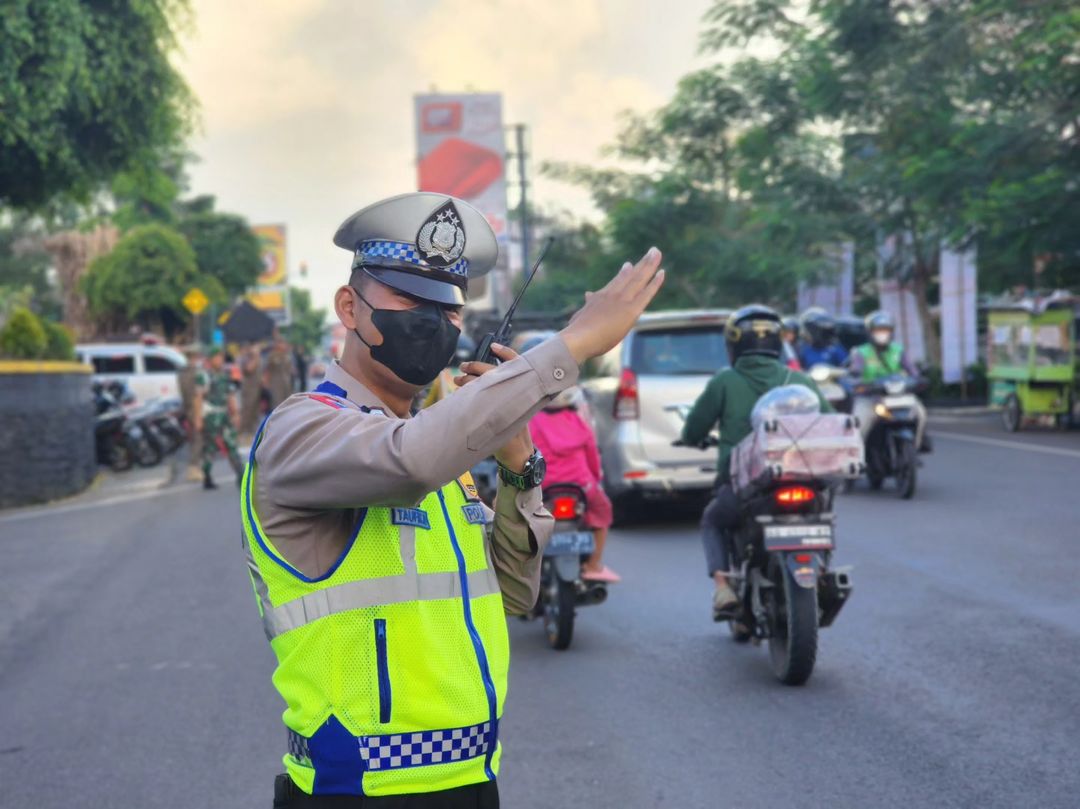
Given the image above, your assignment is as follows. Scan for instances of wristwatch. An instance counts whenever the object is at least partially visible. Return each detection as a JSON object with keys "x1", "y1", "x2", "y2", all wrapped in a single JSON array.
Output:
[{"x1": 497, "y1": 449, "x2": 546, "y2": 490}]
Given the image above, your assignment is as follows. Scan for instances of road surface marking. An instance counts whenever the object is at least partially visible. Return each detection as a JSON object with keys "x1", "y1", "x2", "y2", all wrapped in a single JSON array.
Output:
[{"x1": 935, "y1": 430, "x2": 1080, "y2": 460}]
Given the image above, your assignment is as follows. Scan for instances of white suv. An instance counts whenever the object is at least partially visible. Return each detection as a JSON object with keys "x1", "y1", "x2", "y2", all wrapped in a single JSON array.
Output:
[
  {"x1": 581, "y1": 310, "x2": 730, "y2": 518},
  {"x1": 76, "y1": 343, "x2": 187, "y2": 403}
]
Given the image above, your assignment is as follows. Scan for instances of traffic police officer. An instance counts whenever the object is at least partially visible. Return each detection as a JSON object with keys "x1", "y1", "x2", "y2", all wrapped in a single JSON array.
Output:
[{"x1": 240, "y1": 192, "x2": 665, "y2": 807}]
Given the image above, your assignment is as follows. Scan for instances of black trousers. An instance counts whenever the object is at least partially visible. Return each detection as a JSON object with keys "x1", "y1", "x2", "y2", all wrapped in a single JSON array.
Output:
[{"x1": 273, "y1": 775, "x2": 499, "y2": 809}]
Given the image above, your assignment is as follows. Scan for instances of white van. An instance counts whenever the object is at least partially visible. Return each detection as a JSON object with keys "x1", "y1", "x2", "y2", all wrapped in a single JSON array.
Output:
[{"x1": 76, "y1": 343, "x2": 188, "y2": 403}]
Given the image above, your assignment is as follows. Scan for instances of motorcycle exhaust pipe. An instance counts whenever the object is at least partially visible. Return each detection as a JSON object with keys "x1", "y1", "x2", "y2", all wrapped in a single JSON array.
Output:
[
  {"x1": 818, "y1": 566, "x2": 853, "y2": 628},
  {"x1": 577, "y1": 582, "x2": 608, "y2": 606}
]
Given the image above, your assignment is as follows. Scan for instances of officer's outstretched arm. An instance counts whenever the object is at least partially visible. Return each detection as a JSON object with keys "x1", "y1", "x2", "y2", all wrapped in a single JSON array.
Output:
[{"x1": 257, "y1": 338, "x2": 579, "y2": 510}]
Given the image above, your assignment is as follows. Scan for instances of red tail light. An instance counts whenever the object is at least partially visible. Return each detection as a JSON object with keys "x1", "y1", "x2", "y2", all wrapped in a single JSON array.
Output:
[
  {"x1": 614, "y1": 368, "x2": 639, "y2": 420},
  {"x1": 774, "y1": 486, "x2": 816, "y2": 506},
  {"x1": 551, "y1": 496, "x2": 580, "y2": 521}
]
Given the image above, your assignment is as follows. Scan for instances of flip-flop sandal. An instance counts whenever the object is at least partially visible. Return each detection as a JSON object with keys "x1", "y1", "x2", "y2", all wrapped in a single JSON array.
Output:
[{"x1": 581, "y1": 565, "x2": 621, "y2": 583}]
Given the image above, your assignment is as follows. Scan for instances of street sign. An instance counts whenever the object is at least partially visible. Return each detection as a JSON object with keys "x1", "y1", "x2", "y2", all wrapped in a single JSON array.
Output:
[{"x1": 182, "y1": 287, "x2": 209, "y2": 316}]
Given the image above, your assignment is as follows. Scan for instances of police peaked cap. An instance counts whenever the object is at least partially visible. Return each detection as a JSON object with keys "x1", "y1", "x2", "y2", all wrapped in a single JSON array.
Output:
[{"x1": 333, "y1": 193, "x2": 498, "y2": 306}]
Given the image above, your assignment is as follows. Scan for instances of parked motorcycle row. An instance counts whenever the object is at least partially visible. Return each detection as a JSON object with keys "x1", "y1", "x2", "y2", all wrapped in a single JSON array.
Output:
[{"x1": 93, "y1": 381, "x2": 186, "y2": 472}]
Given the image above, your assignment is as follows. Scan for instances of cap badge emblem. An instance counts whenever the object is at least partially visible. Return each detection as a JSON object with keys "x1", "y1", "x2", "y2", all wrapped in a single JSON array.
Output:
[{"x1": 417, "y1": 200, "x2": 466, "y2": 268}]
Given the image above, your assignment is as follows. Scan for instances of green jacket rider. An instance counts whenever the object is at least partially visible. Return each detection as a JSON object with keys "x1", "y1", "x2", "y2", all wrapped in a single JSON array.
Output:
[{"x1": 680, "y1": 305, "x2": 829, "y2": 619}]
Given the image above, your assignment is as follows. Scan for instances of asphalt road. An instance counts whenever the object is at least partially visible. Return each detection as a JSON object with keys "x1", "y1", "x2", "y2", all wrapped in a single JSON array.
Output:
[{"x1": 1, "y1": 416, "x2": 1078, "y2": 808}]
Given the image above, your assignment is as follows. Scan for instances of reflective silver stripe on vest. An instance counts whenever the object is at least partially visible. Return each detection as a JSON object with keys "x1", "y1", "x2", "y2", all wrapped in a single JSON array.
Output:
[{"x1": 244, "y1": 540, "x2": 502, "y2": 640}]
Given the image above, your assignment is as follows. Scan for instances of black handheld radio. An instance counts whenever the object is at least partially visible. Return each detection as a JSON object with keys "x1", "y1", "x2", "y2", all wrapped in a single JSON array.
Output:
[{"x1": 473, "y1": 237, "x2": 554, "y2": 364}]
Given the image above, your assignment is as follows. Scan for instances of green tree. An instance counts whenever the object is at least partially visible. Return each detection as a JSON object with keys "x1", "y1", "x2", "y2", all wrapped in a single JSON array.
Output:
[
  {"x1": 283, "y1": 287, "x2": 327, "y2": 354},
  {"x1": 694, "y1": 0, "x2": 1080, "y2": 362},
  {"x1": 82, "y1": 223, "x2": 210, "y2": 339},
  {"x1": 177, "y1": 198, "x2": 264, "y2": 296},
  {"x1": 0, "y1": 306, "x2": 47, "y2": 359},
  {"x1": 0, "y1": 213, "x2": 58, "y2": 319},
  {"x1": 0, "y1": 0, "x2": 194, "y2": 210}
]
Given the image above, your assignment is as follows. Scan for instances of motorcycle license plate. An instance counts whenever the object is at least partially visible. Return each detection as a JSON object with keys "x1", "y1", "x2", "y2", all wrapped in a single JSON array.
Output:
[
  {"x1": 546, "y1": 530, "x2": 595, "y2": 556},
  {"x1": 763, "y1": 523, "x2": 834, "y2": 552}
]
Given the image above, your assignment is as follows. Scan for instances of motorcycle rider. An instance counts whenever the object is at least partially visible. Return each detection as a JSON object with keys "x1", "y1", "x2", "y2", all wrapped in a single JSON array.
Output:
[
  {"x1": 849, "y1": 310, "x2": 929, "y2": 451},
  {"x1": 528, "y1": 386, "x2": 618, "y2": 583},
  {"x1": 681, "y1": 305, "x2": 831, "y2": 619},
  {"x1": 798, "y1": 307, "x2": 849, "y2": 369}
]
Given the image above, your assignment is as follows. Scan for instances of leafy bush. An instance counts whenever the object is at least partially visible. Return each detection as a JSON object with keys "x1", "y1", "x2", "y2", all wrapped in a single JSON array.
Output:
[
  {"x1": 0, "y1": 306, "x2": 47, "y2": 359},
  {"x1": 42, "y1": 320, "x2": 75, "y2": 361}
]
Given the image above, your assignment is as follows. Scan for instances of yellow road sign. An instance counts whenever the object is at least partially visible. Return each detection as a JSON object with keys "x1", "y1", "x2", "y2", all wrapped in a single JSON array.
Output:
[{"x1": 182, "y1": 287, "x2": 209, "y2": 316}]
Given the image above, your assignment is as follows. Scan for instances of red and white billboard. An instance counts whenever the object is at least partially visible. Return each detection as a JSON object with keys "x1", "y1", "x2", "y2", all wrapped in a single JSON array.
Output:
[{"x1": 415, "y1": 93, "x2": 509, "y2": 310}]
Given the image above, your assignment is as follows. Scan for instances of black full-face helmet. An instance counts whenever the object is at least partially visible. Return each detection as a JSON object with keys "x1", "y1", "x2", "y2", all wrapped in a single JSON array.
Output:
[
  {"x1": 725, "y1": 304, "x2": 783, "y2": 362},
  {"x1": 800, "y1": 307, "x2": 837, "y2": 347}
]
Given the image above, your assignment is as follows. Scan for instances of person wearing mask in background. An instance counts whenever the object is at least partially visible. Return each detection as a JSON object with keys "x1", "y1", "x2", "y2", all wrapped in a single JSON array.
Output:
[
  {"x1": 178, "y1": 344, "x2": 205, "y2": 482},
  {"x1": 193, "y1": 346, "x2": 243, "y2": 490},
  {"x1": 265, "y1": 335, "x2": 295, "y2": 409},
  {"x1": 798, "y1": 307, "x2": 848, "y2": 369},
  {"x1": 239, "y1": 343, "x2": 264, "y2": 437},
  {"x1": 681, "y1": 305, "x2": 830, "y2": 619},
  {"x1": 242, "y1": 192, "x2": 664, "y2": 807},
  {"x1": 850, "y1": 310, "x2": 930, "y2": 452},
  {"x1": 529, "y1": 386, "x2": 619, "y2": 583}
]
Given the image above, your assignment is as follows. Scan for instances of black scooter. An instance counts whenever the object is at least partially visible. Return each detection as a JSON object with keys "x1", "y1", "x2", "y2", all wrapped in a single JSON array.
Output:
[{"x1": 531, "y1": 483, "x2": 607, "y2": 650}]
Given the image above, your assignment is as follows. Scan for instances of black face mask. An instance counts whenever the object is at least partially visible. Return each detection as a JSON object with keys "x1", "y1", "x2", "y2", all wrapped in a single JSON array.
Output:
[{"x1": 352, "y1": 288, "x2": 461, "y2": 386}]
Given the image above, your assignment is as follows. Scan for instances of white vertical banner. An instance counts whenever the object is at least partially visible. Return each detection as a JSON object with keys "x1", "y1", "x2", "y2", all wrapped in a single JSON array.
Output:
[
  {"x1": 414, "y1": 93, "x2": 510, "y2": 311},
  {"x1": 939, "y1": 244, "x2": 977, "y2": 384},
  {"x1": 797, "y1": 242, "x2": 855, "y2": 315},
  {"x1": 876, "y1": 234, "x2": 926, "y2": 364}
]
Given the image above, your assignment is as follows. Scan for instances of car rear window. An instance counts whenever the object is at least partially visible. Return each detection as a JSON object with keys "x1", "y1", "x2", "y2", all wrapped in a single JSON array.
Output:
[
  {"x1": 145, "y1": 354, "x2": 179, "y2": 373},
  {"x1": 630, "y1": 327, "x2": 729, "y2": 375},
  {"x1": 92, "y1": 355, "x2": 135, "y2": 374}
]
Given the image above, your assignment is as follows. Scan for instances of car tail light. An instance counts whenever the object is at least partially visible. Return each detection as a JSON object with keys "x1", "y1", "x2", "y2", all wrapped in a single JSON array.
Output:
[
  {"x1": 614, "y1": 368, "x2": 639, "y2": 420},
  {"x1": 551, "y1": 496, "x2": 580, "y2": 521},
  {"x1": 774, "y1": 485, "x2": 816, "y2": 506}
]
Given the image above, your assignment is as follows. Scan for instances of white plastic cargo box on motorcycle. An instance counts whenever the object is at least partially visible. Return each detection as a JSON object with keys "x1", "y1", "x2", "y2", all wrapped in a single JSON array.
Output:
[{"x1": 730, "y1": 412, "x2": 865, "y2": 492}]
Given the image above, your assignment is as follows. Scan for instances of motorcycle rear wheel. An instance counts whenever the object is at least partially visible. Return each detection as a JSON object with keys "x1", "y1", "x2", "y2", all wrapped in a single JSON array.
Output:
[
  {"x1": 134, "y1": 438, "x2": 162, "y2": 468},
  {"x1": 109, "y1": 443, "x2": 133, "y2": 472},
  {"x1": 766, "y1": 559, "x2": 818, "y2": 686},
  {"x1": 544, "y1": 578, "x2": 576, "y2": 651}
]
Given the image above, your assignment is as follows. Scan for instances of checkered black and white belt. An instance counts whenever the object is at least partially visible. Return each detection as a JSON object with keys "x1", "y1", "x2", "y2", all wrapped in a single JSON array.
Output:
[{"x1": 289, "y1": 721, "x2": 493, "y2": 772}]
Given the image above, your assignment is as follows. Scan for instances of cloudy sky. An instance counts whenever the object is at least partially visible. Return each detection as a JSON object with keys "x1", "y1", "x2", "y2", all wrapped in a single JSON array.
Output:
[{"x1": 177, "y1": 0, "x2": 713, "y2": 308}]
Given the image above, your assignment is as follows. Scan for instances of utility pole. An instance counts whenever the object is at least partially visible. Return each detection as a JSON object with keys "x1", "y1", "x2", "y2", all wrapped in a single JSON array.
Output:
[{"x1": 514, "y1": 123, "x2": 530, "y2": 279}]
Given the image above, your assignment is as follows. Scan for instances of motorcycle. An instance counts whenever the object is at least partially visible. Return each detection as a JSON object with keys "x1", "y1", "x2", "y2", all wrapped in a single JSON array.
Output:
[
  {"x1": 142, "y1": 397, "x2": 186, "y2": 454},
  {"x1": 92, "y1": 383, "x2": 151, "y2": 471},
  {"x1": 808, "y1": 363, "x2": 852, "y2": 413},
  {"x1": 104, "y1": 381, "x2": 164, "y2": 468},
  {"x1": 676, "y1": 384, "x2": 856, "y2": 686},
  {"x1": 725, "y1": 479, "x2": 853, "y2": 685},
  {"x1": 531, "y1": 483, "x2": 607, "y2": 650},
  {"x1": 854, "y1": 374, "x2": 921, "y2": 499}
]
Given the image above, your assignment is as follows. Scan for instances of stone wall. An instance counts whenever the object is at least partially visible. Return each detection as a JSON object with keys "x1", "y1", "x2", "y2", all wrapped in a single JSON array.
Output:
[{"x1": 0, "y1": 363, "x2": 96, "y2": 508}]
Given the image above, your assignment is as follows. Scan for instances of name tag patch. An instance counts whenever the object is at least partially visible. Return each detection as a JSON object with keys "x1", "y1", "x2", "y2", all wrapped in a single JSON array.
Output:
[
  {"x1": 391, "y1": 508, "x2": 431, "y2": 530},
  {"x1": 462, "y1": 503, "x2": 488, "y2": 525}
]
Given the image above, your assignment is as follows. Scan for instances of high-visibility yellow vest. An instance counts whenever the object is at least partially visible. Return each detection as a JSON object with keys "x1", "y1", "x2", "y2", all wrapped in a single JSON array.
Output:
[
  {"x1": 856, "y1": 342, "x2": 904, "y2": 382},
  {"x1": 240, "y1": 414, "x2": 509, "y2": 798}
]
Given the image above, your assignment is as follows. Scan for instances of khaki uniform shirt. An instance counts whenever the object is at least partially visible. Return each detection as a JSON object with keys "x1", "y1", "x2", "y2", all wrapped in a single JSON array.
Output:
[{"x1": 251, "y1": 337, "x2": 580, "y2": 615}]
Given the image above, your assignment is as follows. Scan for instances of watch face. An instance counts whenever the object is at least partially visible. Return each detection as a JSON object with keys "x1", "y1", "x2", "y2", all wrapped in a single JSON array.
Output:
[{"x1": 530, "y1": 454, "x2": 547, "y2": 487}]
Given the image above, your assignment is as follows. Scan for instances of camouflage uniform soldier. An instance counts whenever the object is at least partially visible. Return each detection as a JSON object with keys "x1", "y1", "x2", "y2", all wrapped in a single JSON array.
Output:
[{"x1": 193, "y1": 346, "x2": 243, "y2": 490}]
